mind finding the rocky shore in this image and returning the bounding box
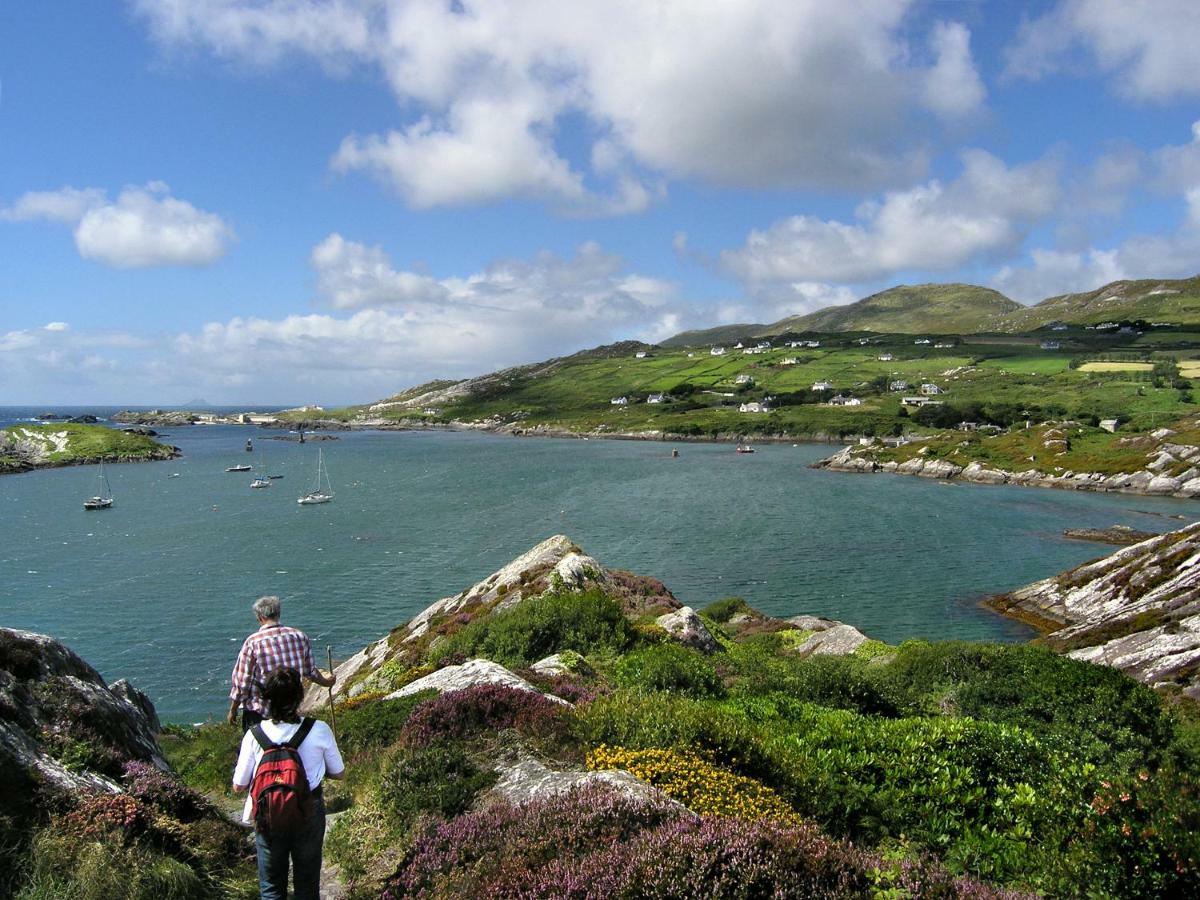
[988,520,1200,699]
[813,432,1200,500]
[0,424,180,475]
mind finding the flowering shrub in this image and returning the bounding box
[123,760,209,823]
[529,671,610,706]
[401,683,568,747]
[587,745,804,826]
[61,792,152,842]
[384,786,1023,899]
[613,643,725,698]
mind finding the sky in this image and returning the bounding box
[2,1,1200,406]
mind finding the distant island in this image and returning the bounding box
[0,423,179,474]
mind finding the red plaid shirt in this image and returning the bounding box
[229,624,319,715]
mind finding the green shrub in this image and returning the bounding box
[336,690,435,756]
[429,588,636,668]
[613,644,725,698]
[699,597,750,623]
[158,723,242,796]
[377,743,496,827]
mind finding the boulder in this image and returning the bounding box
[489,753,682,809]
[109,679,162,734]
[1146,475,1182,495]
[384,658,570,705]
[530,652,592,677]
[793,623,869,657]
[0,628,168,800]
[655,606,720,654]
[784,615,835,632]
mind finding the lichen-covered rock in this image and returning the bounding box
[0,628,167,801]
[793,624,868,657]
[385,658,570,705]
[488,753,680,809]
[530,652,592,677]
[655,606,720,654]
[990,522,1200,695]
[784,615,835,632]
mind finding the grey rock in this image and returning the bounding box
[655,606,720,654]
[794,624,869,657]
[1146,475,1182,495]
[488,754,679,809]
[530,652,593,677]
[784,615,835,632]
[109,679,162,734]
[385,658,570,705]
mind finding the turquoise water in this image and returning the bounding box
[2,418,1196,722]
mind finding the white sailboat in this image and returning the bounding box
[83,460,114,510]
[250,453,271,489]
[297,448,333,505]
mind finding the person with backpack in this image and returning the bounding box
[232,667,345,900]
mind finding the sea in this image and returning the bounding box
[2,406,1196,723]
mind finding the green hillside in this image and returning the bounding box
[1000,275,1200,331]
[659,322,769,349]
[768,283,1021,334]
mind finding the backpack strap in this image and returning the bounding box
[250,724,273,751]
[286,717,316,750]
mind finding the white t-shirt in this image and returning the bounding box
[232,718,345,824]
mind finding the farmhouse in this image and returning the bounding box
[635,351,647,358]
[1039,340,1062,350]
[734,374,754,385]
[780,357,798,365]
[610,397,628,406]
[920,383,943,395]
[812,380,834,392]
[710,346,726,356]
[914,338,931,345]
[828,395,862,407]
[889,380,909,392]
[739,401,769,413]
[901,396,943,408]
[646,393,665,404]
[878,353,894,361]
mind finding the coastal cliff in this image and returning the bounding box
[989,520,1200,698]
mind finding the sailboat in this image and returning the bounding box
[250,453,271,489]
[297,448,333,505]
[83,461,114,510]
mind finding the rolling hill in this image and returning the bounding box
[998,276,1200,331]
[766,283,1021,335]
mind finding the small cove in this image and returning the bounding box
[2,414,1196,722]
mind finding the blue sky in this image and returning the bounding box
[2,0,1200,405]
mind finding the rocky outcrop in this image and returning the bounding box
[655,606,721,653]
[488,753,681,809]
[814,425,1200,500]
[988,522,1200,698]
[794,623,870,657]
[385,658,570,705]
[0,628,167,799]
[1063,525,1158,546]
[302,536,662,711]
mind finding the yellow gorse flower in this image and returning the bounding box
[587,745,804,827]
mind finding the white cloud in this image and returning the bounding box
[722,150,1060,286]
[311,234,447,309]
[1006,0,1200,101]
[922,22,986,118]
[992,188,1200,301]
[1155,120,1200,193]
[0,187,104,223]
[2,182,233,268]
[43,321,69,332]
[715,282,859,326]
[133,1,987,210]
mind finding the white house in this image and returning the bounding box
[734,374,754,385]
[734,342,744,349]
[812,380,834,391]
[920,383,942,395]
[1051,323,1068,331]
[611,396,628,406]
[878,353,894,362]
[1039,340,1062,350]
[739,401,769,413]
[710,346,726,356]
[1099,418,1120,433]
[914,338,931,345]
[807,340,821,348]
[687,352,695,358]
[646,393,665,404]
[934,342,955,349]
[889,379,908,392]
[756,341,771,350]
[635,351,647,358]
[828,395,862,407]
[781,357,798,365]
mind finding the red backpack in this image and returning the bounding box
[249,718,316,835]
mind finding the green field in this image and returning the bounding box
[0,423,178,473]
[323,331,1198,441]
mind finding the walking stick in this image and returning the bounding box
[326,646,337,739]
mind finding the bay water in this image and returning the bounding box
[2,408,1195,722]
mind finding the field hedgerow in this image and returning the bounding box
[587,745,804,826]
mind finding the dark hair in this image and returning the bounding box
[261,667,303,723]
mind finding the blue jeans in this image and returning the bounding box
[255,792,326,900]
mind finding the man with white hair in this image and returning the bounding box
[227,595,336,732]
